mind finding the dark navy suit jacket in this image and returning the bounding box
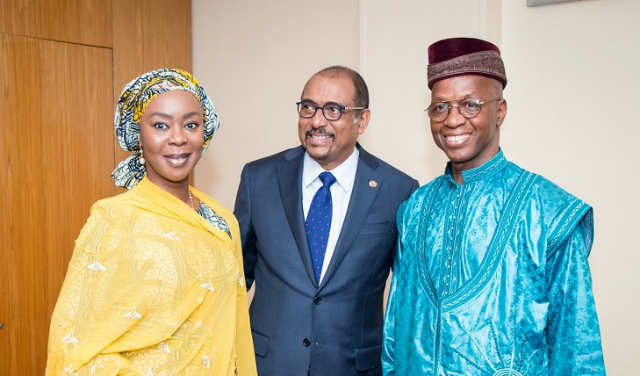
[234,145,418,376]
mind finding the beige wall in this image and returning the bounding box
[500,1,640,373]
[359,0,501,182]
[193,0,639,372]
[192,0,359,208]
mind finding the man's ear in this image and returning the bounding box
[496,99,507,127]
[356,108,371,135]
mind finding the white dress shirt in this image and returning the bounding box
[302,148,359,282]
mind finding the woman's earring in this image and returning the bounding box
[139,150,145,165]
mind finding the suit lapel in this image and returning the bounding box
[277,147,318,287]
[319,147,381,290]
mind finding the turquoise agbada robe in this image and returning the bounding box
[382,151,605,376]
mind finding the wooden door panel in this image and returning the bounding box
[0,33,114,375]
[0,0,113,47]
[112,0,193,167]
[113,0,192,91]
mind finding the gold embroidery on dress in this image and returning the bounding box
[87,261,106,271]
[62,332,78,345]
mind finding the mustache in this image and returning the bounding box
[305,128,334,138]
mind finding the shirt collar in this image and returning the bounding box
[303,148,359,192]
[445,148,507,184]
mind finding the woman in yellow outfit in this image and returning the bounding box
[46,68,257,376]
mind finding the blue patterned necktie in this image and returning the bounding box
[305,171,336,282]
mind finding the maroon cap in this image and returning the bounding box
[427,37,507,89]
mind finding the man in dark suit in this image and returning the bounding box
[234,66,418,376]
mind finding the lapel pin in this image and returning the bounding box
[368,180,378,188]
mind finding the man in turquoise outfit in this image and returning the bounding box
[382,37,606,375]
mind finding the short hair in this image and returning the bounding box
[308,65,369,108]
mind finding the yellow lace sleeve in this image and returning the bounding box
[46,202,150,375]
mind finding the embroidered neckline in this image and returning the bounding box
[416,169,539,312]
[445,149,507,185]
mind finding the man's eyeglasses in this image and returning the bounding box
[296,100,366,121]
[425,98,503,122]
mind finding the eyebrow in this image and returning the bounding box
[146,111,202,120]
[431,93,479,102]
[300,98,344,106]
[181,111,202,120]
[147,112,172,119]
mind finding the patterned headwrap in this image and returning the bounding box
[111,68,219,189]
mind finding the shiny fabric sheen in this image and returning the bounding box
[382,151,605,376]
[46,178,257,375]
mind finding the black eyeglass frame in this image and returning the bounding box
[425,97,503,121]
[296,100,367,121]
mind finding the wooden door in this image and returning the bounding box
[112,0,193,165]
[1,1,191,373]
[0,33,114,375]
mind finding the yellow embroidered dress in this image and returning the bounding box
[46,178,257,376]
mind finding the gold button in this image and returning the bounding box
[368,180,378,188]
